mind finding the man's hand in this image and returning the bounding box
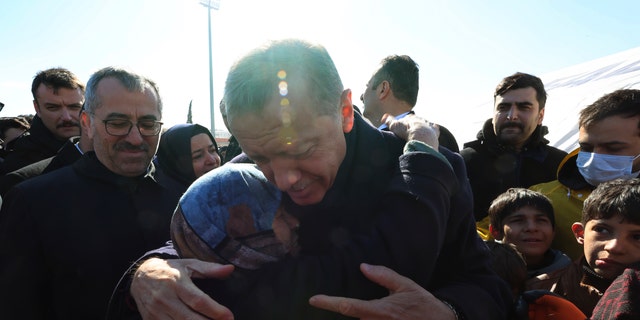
[382,114,440,149]
[309,263,456,320]
[131,258,235,320]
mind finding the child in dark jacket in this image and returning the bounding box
[549,178,640,317]
[488,188,571,291]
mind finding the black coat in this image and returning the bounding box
[461,119,568,221]
[0,136,83,197]
[0,152,181,319]
[0,115,67,174]
[109,112,512,320]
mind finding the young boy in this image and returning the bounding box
[550,178,640,317]
[488,188,572,290]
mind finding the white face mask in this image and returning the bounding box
[576,151,640,186]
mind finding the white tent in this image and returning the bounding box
[462,46,640,153]
[543,46,640,152]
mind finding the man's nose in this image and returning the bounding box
[60,107,73,120]
[125,124,145,144]
[506,106,518,120]
[270,158,301,191]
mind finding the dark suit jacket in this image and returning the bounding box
[108,112,511,320]
[0,115,67,174]
[0,137,83,197]
[0,152,181,319]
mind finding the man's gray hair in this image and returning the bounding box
[84,66,162,116]
[223,39,344,124]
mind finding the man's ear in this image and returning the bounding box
[571,222,585,245]
[81,111,94,139]
[378,81,391,100]
[33,100,40,115]
[537,108,545,125]
[489,224,503,240]
[341,89,354,133]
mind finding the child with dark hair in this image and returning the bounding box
[488,188,571,290]
[550,178,640,317]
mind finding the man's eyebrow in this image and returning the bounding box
[104,112,129,119]
[138,114,159,121]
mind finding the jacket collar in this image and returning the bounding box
[557,148,592,190]
[475,118,551,154]
[12,115,67,153]
[73,151,157,194]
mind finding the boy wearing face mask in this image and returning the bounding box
[530,89,640,260]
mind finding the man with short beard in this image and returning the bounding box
[460,72,567,238]
[0,68,84,174]
[0,67,181,320]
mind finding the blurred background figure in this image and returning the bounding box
[154,123,221,195]
[0,115,31,158]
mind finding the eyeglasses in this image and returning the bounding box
[102,119,163,137]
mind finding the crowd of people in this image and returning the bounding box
[0,38,639,320]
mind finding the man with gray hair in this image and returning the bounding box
[0,67,180,319]
[113,39,511,320]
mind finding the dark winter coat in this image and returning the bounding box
[0,152,181,319]
[461,119,567,221]
[0,115,68,174]
[108,112,512,320]
[0,136,83,196]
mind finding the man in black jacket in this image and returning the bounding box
[0,68,85,174]
[0,67,180,320]
[460,72,567,238]
[0,120,93,197]
[113,39,511,320]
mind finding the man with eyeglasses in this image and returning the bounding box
[0,67,181,320]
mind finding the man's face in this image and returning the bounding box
[361,77,384,127]
[579,114,640,172]
[82,77,161,177]
[492,87,544,149]
[500,206,554,267]
[574,216,640,279]
[230,82,353,206]
[33,84,83,140]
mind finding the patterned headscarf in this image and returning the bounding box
[170,163,298,270]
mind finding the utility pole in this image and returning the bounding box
[199,0,220,135]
